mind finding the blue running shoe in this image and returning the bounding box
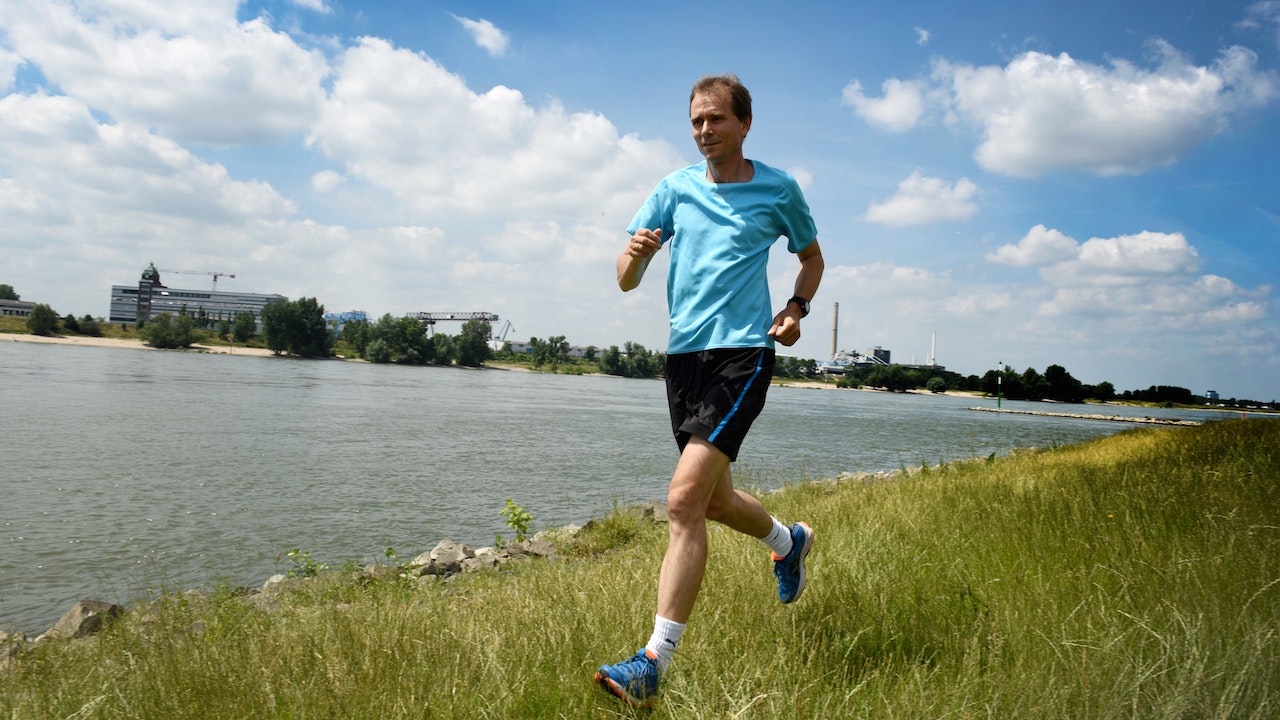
[772,522,814,604]
[595,648,660,707]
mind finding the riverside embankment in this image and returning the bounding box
[0,337,1232,636]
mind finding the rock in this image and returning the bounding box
[429,538,475,564]
[411,538,474,576]
[1,629,28,664]
[45,600,124,639]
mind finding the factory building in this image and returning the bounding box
[109,264,286,326]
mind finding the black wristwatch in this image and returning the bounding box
[787,295,810,318]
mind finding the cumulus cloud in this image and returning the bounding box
[853,41,1278,176]
[990,226,1201,281]
[914,27,931,46]
[307,37,681,218]
[453,15,511,57]
[864,170,978,226]
[0,1,328,144]
[0,93,296,224]
[985,225,1271,334]
[986,224,1079,267]
[841,78,926,132]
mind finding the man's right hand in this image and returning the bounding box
[618,228,662,291]
[627,228,663,258]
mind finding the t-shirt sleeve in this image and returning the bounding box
[780,176,818,254]
[627,179,675,243]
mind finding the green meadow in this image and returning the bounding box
[2,419,1276,719]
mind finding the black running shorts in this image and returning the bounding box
[665,347,775,462]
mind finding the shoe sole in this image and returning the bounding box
[785,522,814,604]
[595,671,655,708]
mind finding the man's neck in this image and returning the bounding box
[706,158,753,184]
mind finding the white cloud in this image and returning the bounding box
[307,37,681,220]
[841,78,926,132]
[0,93,295,224]
[291,0,329,12]
[983,225,1270,339]
[1,0,328,144]
[858,42,1278,176]
[914,27,931,46]
[0,46,20,89]
[452,15,510,58]
[986,224,1079,267]
[864,170,978,226]
[1047,230,1202,286]
[311,170,344,193]
[1239,1,1280,49]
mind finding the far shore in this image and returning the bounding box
[1,331,276,357]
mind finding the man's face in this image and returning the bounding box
[690,87,750,165]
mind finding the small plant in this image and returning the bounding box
[499,498,532,544]
[284,547,327,578]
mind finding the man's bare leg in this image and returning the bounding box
[656,437,773,623]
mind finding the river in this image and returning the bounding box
[0,340,1228,634]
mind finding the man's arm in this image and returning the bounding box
[768,239,824,346]
[617,228,663,291]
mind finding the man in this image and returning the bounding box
[595,74,825,707]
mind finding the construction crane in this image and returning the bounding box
[159,269,236,291]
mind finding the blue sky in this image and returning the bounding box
[2,0,1277,399]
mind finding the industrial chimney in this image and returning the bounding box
[831,302,839,361]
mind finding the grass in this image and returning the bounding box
[2,419,1277,718]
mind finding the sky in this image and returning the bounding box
[2,1,1278,400]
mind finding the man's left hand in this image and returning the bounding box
[767,310,801,346]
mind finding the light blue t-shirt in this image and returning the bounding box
[627,160,818,355]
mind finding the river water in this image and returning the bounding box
[0,340,1228,634]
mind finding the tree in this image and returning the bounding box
[261,298,332,358]
[455,319,492,367]
[232,312,257,343]
[260,300,295,355]
[599,345,623,375]
[291,297,332,358]
[79,315,102,337]
[1089,381,1116,402]
[361,314,434,364]
[1021,367,1049,400]
[141,313,197,348]
[1044,364,1085,403]
[26,304,59,336]
[0,284,18,300]
[339,318,370,356]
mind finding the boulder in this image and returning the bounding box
[45,600,124,639]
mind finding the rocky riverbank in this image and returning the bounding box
[967,406,1202,426]
[0,503,673,669]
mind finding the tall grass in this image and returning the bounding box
[3,419,1277,718]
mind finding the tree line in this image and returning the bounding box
[4,282,1271,407]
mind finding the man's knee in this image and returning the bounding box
[666,485,709,526]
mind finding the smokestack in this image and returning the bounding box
[930,331,936,366]
[831,302,839,361]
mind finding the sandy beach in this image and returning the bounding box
[0,332,277,357]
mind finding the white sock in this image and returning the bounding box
[762,517,793,558]
[645,614,685,672]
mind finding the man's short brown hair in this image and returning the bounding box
[690,74,752,122]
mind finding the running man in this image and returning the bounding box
[595,73,825,707]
